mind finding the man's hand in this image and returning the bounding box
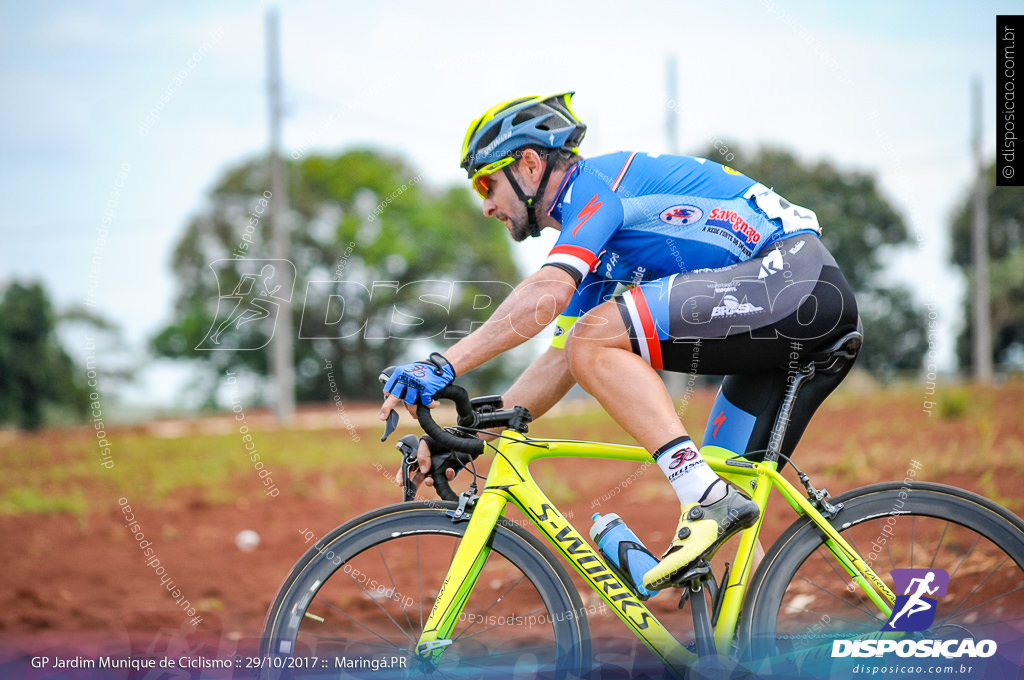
[380,353,455,421]
[393,436,457,491]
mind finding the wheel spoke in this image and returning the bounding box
[910,515,915,568]
[815,543,875,616]
[298,630,408,652]
[946,532,983,584]
[454,574,529,642]
[456,605,548,642]
[779,598,878,630]
[790,567,877,620]
[936,558,1014,624]
[337,559,417,645]
[375,543,417,638]
[307,597,406,651]
[929,521,950,570]
[747,486,1024,675]
[264,508,586,677]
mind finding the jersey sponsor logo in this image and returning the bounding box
[708,282,737,293]
[701,225,753,255]
[757,249,784,279]
[573,193,603,237]
[722,165,743,175]
[629,266,647,286]
[660,204,704,226]
[707,208,760,245]
[788,239,806,255]
[603,251,619,277]
[710,294,764,319]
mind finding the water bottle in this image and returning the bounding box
[590,512,660,600]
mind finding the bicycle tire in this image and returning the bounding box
[260,501,591,679]
[740,482,1024,673]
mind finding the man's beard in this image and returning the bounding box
[507,209,534,242]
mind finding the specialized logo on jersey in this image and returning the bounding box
[707,208,760,245]
[757,249,784,279]
[572,193,603,237]
[710,294,764,319]
[660,204,703,226]
[884,569,949,632]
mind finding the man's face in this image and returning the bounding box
[481,164,533,242]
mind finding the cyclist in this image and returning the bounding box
[380,93,860,590]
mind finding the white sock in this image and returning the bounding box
[653,436,721,506]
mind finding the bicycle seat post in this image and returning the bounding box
[764,366,814,464]
[764,330,863,464]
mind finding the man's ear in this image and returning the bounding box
[518,148,545,179]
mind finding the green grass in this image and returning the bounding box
[2,381,1022,517]
[0,486,86,516]
[0,427,376,518]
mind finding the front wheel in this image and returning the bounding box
[261,501,591,679]
[740,482,1024,674]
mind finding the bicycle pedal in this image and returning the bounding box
[670,559,713,588]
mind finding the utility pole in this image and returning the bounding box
[663,55,685,397]
[971,77,993,383]
[267,7,295,423]
[666,55,679,155]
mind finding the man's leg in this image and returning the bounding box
[565,295,758,588]
[563,298,685,452]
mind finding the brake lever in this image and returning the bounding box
[381,409,400,442]
[379,366,400,442]
[395,434,420,502]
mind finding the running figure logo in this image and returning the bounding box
[200,259,296,350]
[883,568,949,632]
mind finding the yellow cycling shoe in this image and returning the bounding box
[643,484,760,590]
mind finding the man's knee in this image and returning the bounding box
[564,305,632,375]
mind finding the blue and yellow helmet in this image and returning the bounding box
[460,92,586,199]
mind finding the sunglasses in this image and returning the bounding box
[470,157,517,199]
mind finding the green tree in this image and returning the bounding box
[950,161,1024,370]
[0,281,89,429]
[697,144,927,374]
[152,149,523,405]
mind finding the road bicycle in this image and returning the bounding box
[260,331,1024,678]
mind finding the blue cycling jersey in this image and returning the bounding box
[543,152,822,345]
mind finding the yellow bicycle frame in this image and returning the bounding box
[415,432,897,676]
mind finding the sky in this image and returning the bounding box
[0,1,1012,412]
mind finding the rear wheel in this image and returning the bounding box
[741,482,1024,675]
[261,501,591,679]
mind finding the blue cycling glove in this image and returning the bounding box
[383,353,456,406]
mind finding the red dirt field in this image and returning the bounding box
[2,381,1023,678]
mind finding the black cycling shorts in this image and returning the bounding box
[614,235,860,458]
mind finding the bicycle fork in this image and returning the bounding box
[414,491,507,667]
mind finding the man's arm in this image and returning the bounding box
[400,344,576,488]
[444,265,577,376]
[380,264,577,420]
[501,344,576,419]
